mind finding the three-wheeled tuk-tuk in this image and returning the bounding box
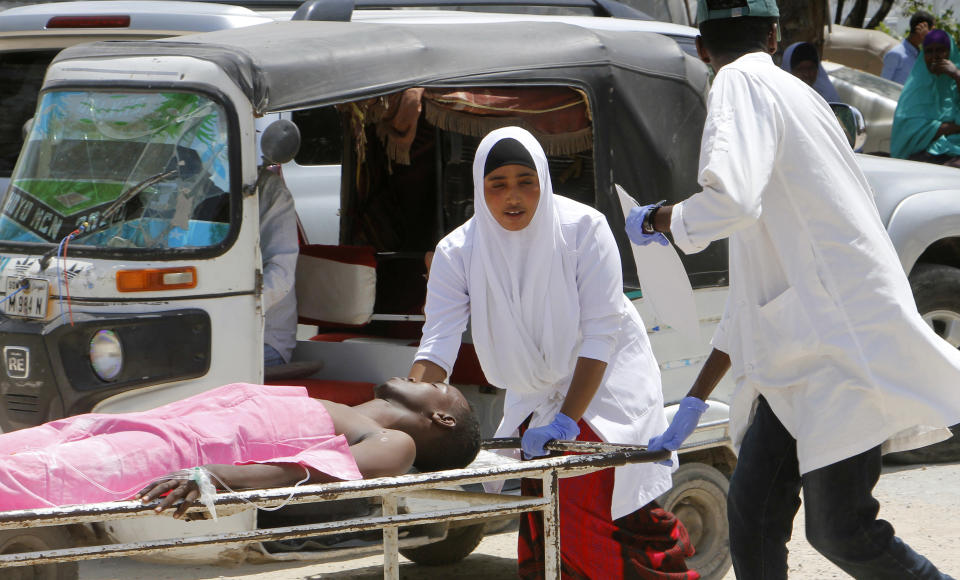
[0,19,734,578]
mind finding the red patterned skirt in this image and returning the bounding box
[518,420,700,580]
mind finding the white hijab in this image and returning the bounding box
[469,127,581,395]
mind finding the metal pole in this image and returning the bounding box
[542,470,561,580]
[382,494,399,580]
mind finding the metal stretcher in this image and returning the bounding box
[0,439,669,579]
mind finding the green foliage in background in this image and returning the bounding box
[876,20,895,36]
[903,0,960,43]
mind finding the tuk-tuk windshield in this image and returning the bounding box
[0,90,232,251]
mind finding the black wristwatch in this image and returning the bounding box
[642,200,666,234]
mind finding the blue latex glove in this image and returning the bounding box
[521,412,580,458]
[625,204,670,247]
[648,396,709,465]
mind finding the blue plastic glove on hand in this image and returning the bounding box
[625,204,670,247]
[521,412,580,458]
[647,396,709,465]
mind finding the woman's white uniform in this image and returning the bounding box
[415,127,672,519]
[671,52,960,474]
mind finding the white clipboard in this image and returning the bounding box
[616,184,700,342]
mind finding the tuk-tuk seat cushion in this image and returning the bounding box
[296,245,377,327]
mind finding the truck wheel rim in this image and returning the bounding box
[923,309,960,348]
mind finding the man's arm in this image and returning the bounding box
[139,430,417,518]
[645,348,730,458]
[632,69,779,255]
[687,348,730,401]
[137,463,324,518]
[880,49,900,81]
[652,204,674,234]
[259,173,298,312]
[346,428,417,478]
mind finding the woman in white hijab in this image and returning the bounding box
[409,127,697,579]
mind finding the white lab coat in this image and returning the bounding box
[417,194,673,519]
[671,52,960,474]
[259,172,299,363]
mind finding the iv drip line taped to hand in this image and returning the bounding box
[192,466,218,521]
[139,464,312,518]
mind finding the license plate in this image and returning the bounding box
[3,277,49,319]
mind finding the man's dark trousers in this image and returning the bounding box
[727,396,952,579]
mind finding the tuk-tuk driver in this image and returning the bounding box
[259,170,299,367]
[626,1,960,578]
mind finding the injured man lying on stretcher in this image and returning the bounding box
[0,379,481,516]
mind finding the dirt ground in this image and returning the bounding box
[77,461,960,579]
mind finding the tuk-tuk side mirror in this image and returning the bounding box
[830,103,867,152]
[248,119,301,197]
[260,119,301,166]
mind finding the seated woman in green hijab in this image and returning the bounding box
[891,29,960,166]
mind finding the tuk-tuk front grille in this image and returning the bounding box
[6,393,40,413]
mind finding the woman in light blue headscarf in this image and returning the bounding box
[891,29,960,165]
[781,41,842,103]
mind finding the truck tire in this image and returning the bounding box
[399,522,486,566]
[0,527,79,580]
[657,462,731,580]
[911,263,960,350]
[886,263,960,464]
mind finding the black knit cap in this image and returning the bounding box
[483,137,537,177]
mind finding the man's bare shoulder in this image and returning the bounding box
[319,400,378,441]
[316,400,416,477]
[350,427,417,478]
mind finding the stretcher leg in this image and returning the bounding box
[543,470,561,579]
[382,494,400,579]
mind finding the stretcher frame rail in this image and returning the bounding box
[0,439,671,580]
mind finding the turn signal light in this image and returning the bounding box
[116,267,197,292]
[46,15,131,28]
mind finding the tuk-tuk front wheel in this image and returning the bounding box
[0,527,79,579]
[656,462,731,580]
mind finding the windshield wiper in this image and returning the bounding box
[101,169,179,222]
[37,169,178,271]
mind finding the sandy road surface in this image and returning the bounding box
[78,461,960,579]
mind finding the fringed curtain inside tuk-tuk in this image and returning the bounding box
[338,85,595,254]
[341,86,592,167]
[422,87,592,158]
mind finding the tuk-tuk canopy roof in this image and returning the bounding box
[53,20,713,287]
[53,20,700,114]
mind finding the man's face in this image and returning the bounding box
[925,42,951,73]
[914,21,932,41]
[483,164,541,231]
[375,377,468,415]
[791,60,818,87]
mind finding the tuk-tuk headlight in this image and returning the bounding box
[90,329,123,381]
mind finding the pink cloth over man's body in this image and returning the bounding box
[0,383,362,511]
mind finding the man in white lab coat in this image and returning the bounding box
[625,1,960,578]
